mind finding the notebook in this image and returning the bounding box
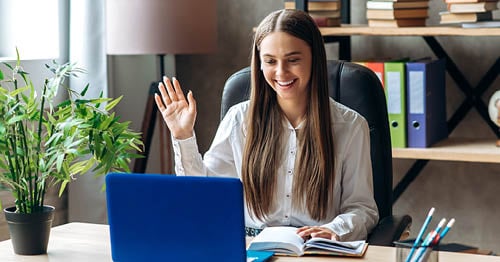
[105,173,247,262]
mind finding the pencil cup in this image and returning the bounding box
[395,241,438,262]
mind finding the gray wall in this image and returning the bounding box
[109,0,500,253]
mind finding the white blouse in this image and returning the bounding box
[172,98,379,241]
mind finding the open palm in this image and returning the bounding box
[154,77,197,140]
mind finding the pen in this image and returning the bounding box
[438,218,455,240]
[433,218,447,236]
[405,207,435,262]
[412,218,446,262]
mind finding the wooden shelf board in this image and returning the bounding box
[392,138,500,163]
[320,25,500,37]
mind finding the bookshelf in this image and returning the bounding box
[293,0,500,203]
[317,25,500,201]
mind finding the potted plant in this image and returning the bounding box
[0,50,143,255]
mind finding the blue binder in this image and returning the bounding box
[406,58,447,148]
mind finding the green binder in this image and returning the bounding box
[384,61,407,148]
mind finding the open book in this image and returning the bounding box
[247,226,368,257]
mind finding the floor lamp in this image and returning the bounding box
[106,0,217,173]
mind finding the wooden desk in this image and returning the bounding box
[0,223,498,261]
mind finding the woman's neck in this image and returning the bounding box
[279,99,307,128]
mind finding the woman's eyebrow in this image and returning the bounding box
[261,51,302,57]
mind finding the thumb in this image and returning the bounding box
[187,90,197,115]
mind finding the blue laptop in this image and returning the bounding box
[105,173,247,262]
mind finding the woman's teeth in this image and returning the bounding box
[277,80,294,86]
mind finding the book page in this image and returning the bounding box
[304,238,367,255]
[247,226,305,256]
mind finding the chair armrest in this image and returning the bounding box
[367,215,412,246]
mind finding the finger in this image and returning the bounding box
[297,227,316,238]
[158,81,171,106]
[154,93,165,111]
[172,77,186,102]
[296,226,310,234]
[310,231,330,239]
[164,76,178,102]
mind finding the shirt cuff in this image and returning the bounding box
[171,134,198,175]
[322,217,352,241]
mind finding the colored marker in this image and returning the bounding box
[433,218,447,235]
[412,218,446,262]
[405,207,435,262]
[438,218,455,241]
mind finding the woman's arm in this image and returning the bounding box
[322,117,379,241]
[172,107,242,178]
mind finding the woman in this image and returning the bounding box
[154,9,378,241]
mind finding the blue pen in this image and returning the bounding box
[412,218,446,262]
[433,218,447,236]
[438,218,455,241]
[405,207,435,262]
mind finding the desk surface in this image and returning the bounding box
[0,222,498,262]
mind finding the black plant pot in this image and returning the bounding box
[3,205,55,255]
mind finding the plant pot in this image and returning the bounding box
[3,205,55,255]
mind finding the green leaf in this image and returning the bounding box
[15,47,20,67]
[80,84,89,96]
[3,62,14,70]
[59,180,68,197]
[105,96,123,111]
[56,153,65,172]
[10,85,29,96]
[0,69,4,80]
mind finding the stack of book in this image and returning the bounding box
[366,0,430,27]
[284,0,341,27]
[439,0,499,24]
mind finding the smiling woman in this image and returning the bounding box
[0,0,60,60]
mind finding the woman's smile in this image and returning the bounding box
[276,79,296,88]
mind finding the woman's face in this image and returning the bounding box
[259,31,312,108]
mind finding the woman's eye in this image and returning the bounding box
[289,58,300,63]
[264,60,275,65]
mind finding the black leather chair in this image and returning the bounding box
[220,60,412,246]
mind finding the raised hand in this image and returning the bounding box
[154,77,197,140]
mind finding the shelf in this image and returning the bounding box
[320,25,500,37]
[393,138,500,163]
[316,21,500,202]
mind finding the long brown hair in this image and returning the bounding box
[242,9,335,221]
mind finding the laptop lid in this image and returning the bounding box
[105,173,246,262]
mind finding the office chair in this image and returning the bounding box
[220,60,412,246]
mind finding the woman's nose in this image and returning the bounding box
[276,62,288,75]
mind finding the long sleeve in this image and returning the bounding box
[321,101,379,241]
[171,102,248,178]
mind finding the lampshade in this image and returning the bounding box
[106,0,217,55]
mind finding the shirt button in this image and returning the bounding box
[285,215,289,219]
[287,170,292,175]
[286,194,290,198]
[290,150,295,155]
